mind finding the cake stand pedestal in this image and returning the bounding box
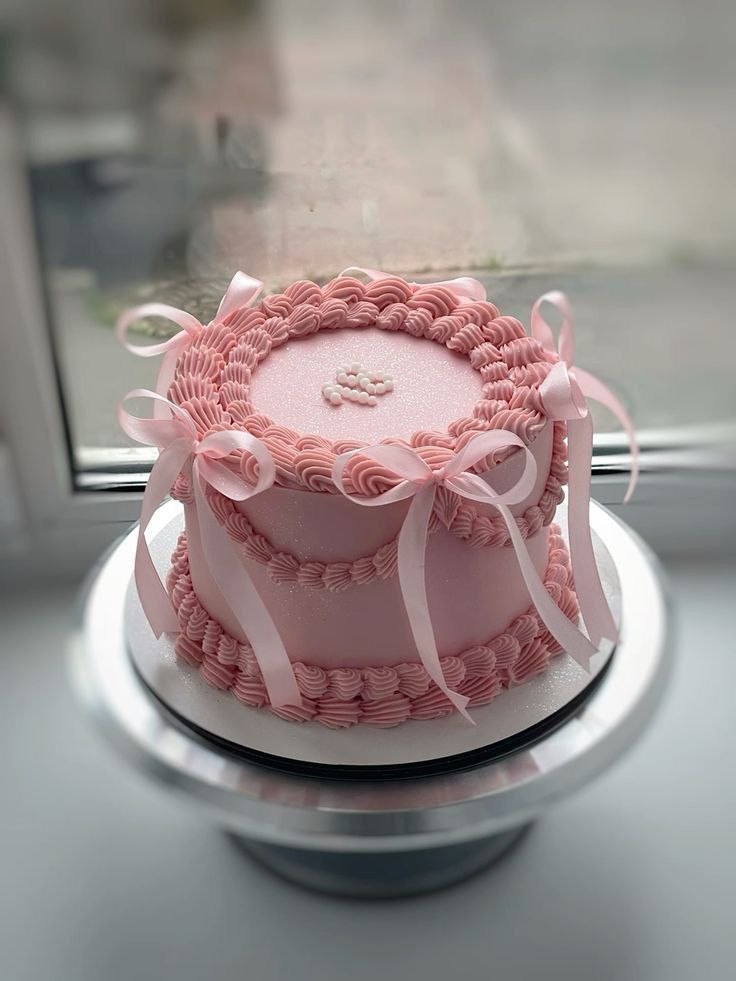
[70,502,671,898]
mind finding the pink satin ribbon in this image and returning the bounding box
[531,291,639,503]
[116,272,264,412]
[333,431,598,723]
[117,389,301,709]
[532,292,640,647]
[340,266,487,304]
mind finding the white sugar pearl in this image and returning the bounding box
[338,363,350,374]
[359,376,371,391]
[329,392,343,405]
[367,371,378,383]
[349,389,360,402]
[350,362,362,374]
[385,379,394,392]
[346,376,358,389]
[367,395,378,406]
[358,391,370,404]
[374,382,386,395]
[337,371,349,385]
[323,384,334,395]
[384,374,392,383]
[366,383,376,395]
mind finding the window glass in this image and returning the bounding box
[6,0,735,475]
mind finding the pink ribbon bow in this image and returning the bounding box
[532,292,639,647]
[118,389,301,709]
[117,272,264,410]
[333,431,598,723]
[340,266,487,304]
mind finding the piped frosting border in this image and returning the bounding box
[166,525,579,728]
[165,275,560,497]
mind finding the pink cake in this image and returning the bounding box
[119,269,632,728]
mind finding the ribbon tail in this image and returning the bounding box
[193,477,302,709]
[338,267,485,304]
[567,416,618,645]
[496,503,597,672]
[216,271,264,321]
[339,265,388,282]
[573,366,639,503]
[398,486,473,723]
[134,443,190,636]
[429,277,487,302]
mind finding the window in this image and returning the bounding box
[1,1,734,557]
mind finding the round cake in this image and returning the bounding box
[119,269,627,728]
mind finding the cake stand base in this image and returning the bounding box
[233,826,531,898]
[70,501,672,899]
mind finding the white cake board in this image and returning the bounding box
[125,501,619,768]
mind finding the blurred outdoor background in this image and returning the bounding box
[0,0,734,481]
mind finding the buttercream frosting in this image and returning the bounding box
[167,526,578,727]
[121,270,612,727]
[159,275,558,495]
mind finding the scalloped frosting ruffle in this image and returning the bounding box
[164,275,560,496]
[165,526,579,728]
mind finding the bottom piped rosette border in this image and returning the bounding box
[164,525,579,729]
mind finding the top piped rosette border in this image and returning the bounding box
[160,274,560,497]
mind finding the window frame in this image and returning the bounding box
[0,107,141,534]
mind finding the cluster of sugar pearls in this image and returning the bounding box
[322,363,394,407]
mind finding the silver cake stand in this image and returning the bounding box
[70,501,671,898]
